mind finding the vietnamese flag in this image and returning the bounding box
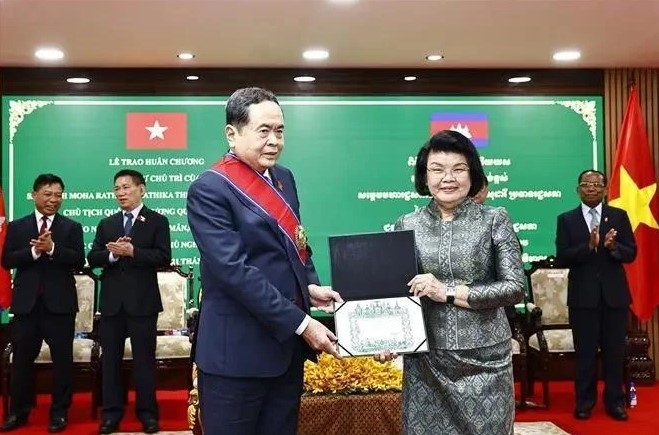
[0,188,12,310]
[608,85,659,321]
[126,112,187,149]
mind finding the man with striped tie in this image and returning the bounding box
[88,169,171,434]
[556,169,636,422]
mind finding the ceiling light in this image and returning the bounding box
[425,54,443,61]
[553,50,581,61]
[34,47,64,61]
[302,49,329,61]
[186,75,199,81]
[404,76,417,82]
[177,52,195,60]
[508,76,531,84]
[66,77,90,84]
[294,76,316,83]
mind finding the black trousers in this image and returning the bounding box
[569,304,627,410]
[100,311,158,423]
[10,296,75,419]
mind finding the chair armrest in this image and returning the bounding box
[526,303,543,332]
[187,308,199,344]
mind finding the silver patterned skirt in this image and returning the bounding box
[402,340,514,435]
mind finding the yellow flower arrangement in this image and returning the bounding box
[303,353,402,395]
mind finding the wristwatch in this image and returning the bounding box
[446,284,456,305]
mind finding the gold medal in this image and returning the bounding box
[294,225,308,250]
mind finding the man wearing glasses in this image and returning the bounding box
[555,169,636,422]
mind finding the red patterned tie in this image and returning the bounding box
[37,216,48,295]
[39,215,48,235]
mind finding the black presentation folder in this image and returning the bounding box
[328,230,419,301]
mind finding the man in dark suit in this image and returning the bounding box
[0,173,84,433]
[87,169,171,434]
[556,169,636,422]
[187,87,342,435]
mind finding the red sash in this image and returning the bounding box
[212,154,309,263]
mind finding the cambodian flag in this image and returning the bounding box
[430,112,489,148]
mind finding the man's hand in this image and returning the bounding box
[30,230,53,254]
[106,236,134,257]
[301,318,341,359]
[308,284,343,313]
[589,226,600,251]
[604,228,618,251]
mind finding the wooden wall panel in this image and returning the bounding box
[604,68,659,380]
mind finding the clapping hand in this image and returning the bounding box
[589,226,600,251]
[106,236,134,257]
[604,228,617,251]
[30,230,53,254]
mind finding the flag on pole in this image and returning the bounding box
[608,85,659,321]
[0,188,12,310]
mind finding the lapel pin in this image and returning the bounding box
[277,180,283,191]
[604,216,608,223]
[137,215,146,222]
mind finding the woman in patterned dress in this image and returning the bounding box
[376,130,525,435]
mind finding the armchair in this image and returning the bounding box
[2,268,100,419]
[525,257,572,408]
[120,265,195,390]
[507,304,528,409]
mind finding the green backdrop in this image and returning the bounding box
[2,95,604,318]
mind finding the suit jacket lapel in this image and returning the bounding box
[229,186,286,245]
[113,211,125,238]
[270,167,300,218]
[132,207,148,233]
[570,206,590,238]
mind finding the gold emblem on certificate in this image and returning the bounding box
[295,225,308,250]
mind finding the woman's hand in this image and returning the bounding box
[373,349,398,363]
[408,273,446,303]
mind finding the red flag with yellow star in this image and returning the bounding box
[608,85,659,321]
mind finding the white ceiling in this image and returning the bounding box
[1,0,659,69]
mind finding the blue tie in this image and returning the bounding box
[124,212,133,236]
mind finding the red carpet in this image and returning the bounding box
[516,381,658,435]
[5,382,658,434]
[6,390,189,435]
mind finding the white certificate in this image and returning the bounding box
[333,296,428,357]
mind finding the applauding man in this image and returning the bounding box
[1,174,84,433]
[88,169,171,434]
[556,169,636,422]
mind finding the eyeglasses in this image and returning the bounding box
[578,182,606,189]
[427,165,469,179]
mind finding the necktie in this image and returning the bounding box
[37,216,49,294]
[588,208,600,231]
[39,216,48,235]
[124,212,134,236]
[264,173,273,185]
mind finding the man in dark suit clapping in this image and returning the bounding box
[0,173,84,433]
[556,169,636,422]
[88,169,171,434]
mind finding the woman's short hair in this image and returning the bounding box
[414,130,485,197]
